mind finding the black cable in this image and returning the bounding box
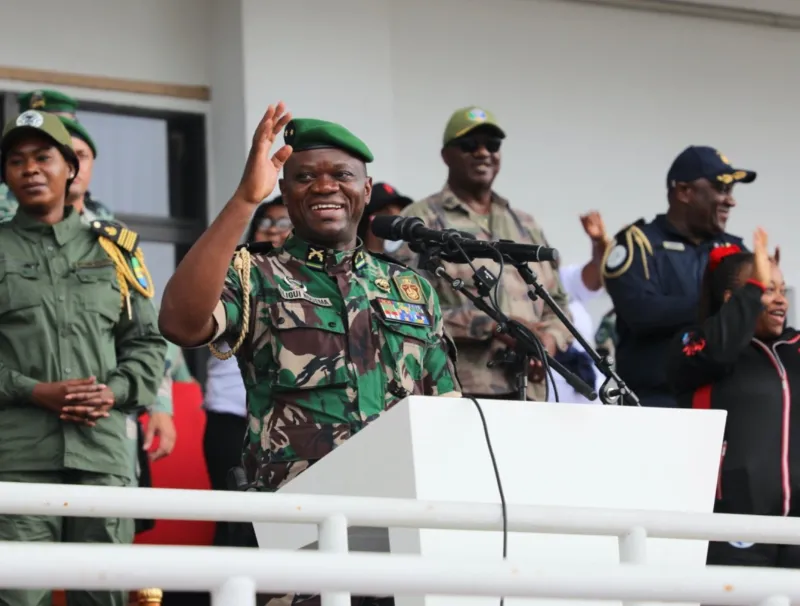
[467,394,507,606]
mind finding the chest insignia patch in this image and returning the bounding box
[377,298,430,326]
[393,274,425,303]
[662,241,686,251]
[279,288,333,307]
[374,278,391,292]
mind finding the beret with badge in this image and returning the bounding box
[0,110,80,182]
[283,118,373,163]
[17,89,98,158]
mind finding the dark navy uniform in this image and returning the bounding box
[603,144,757,408]
[603,215,744,407]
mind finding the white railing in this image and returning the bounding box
[1,482,800,606]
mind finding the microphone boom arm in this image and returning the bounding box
[417,244,598,402]
[508,257,640,407]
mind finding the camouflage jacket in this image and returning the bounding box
[0,188,114,225]
[152,342,194,415]
[397,186,573,401]
[209,235,461,490]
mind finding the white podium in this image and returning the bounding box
[255,397,726,606]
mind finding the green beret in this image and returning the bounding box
[60,117,98,158]
[1,111,79,176]
[283,118,373,163]
[443,106,505,147]
[17,89,78,118]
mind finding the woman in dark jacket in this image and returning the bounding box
[667,228,799,568]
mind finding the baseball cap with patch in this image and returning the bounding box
[443,106,506,147]
[667,146,756,188]
[1,110,79,179]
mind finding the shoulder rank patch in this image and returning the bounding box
[393,274,426,303]
[90,220,139,253]
[376,298,430,327]
[602,221,653,281]
[305,246,326,270]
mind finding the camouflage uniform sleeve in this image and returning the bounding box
[0,185,18,224]
[399,202,496,343]
[107,291,168,413]
[210,260,248,346]
[421,277,462,397]
[148,341,178,415]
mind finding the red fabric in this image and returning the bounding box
[708,245,742,271]
[692,384,713,409]
[134,381,215,547]
[746,279,766,292]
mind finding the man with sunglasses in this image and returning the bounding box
[399,107,573,402]
[602,146,752,408]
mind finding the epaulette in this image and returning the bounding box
[90,220,155,315]
[602,217,653,282]
[369,250,412,268]
[369,250,432,281]
[90,219,140,253]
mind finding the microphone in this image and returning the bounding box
[371,215,559,264]
[371,215,475,244]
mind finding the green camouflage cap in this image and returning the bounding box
[17,89,78,118]
[60,117,98,158]
[283,118,373,163]
[1,110,79,176]
[443,106,506,147]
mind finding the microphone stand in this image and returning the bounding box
[508,258,640,407]
[417,243,596,402]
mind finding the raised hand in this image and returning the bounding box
[234,102,294,205]
[580,211,607,243]
[753,227,771,287]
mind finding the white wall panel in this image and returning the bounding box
[0,0,211,86]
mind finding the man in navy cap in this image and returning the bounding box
[602,145,752,408]
[357,181,413,255]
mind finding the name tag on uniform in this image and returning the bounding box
[662,241,686,251]
[376,298,430,327]
[279,288,332,307]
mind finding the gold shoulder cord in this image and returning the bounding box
[208,247,252,360]
[601,226,654,284]
[98,237,155,318]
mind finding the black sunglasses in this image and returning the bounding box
[451,137,502,154]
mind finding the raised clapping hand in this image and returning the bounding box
[752,227,772,287]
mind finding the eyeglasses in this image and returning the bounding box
[259,217,293,231]
[452,137,502,154]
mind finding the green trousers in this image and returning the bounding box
[0,470,134,606]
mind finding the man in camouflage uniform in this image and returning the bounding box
[160,104,460,606]
[398,107,573,401]
[0,90,114,223]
